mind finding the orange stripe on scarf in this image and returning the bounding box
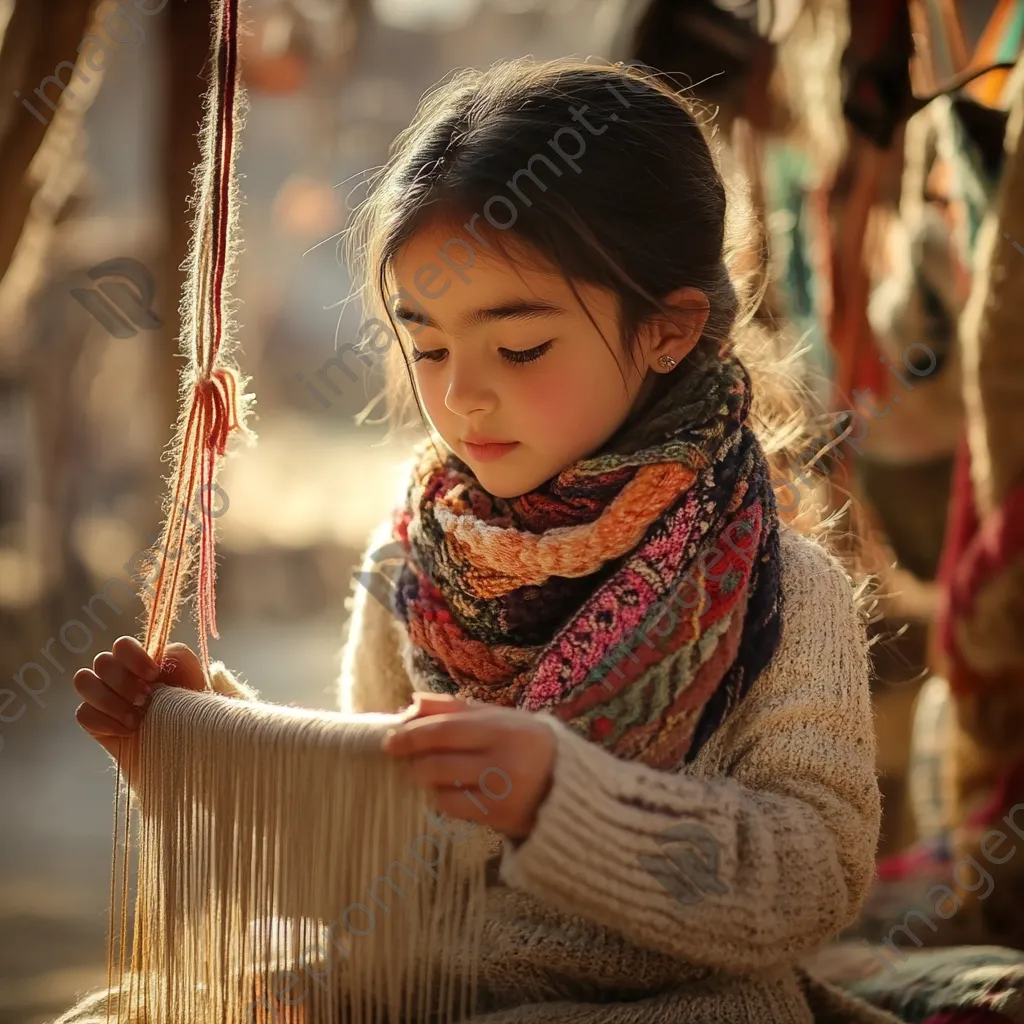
[433,462,695,599]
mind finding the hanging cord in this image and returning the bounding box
[109,2,255,1020]
[138,0,255,677]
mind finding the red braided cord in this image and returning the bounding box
[137,0,254,678]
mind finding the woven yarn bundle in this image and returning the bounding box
[56,1,489,1020]
[61,688,489,1024]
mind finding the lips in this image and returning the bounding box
[463,433,513,445]
[462,439,520,462]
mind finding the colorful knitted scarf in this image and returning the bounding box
[390,348,784,770]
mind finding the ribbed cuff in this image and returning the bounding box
[497,712,745,937]
[498,713,698,915]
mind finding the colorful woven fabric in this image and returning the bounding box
[390,346,783,770]
[936,436,1024,697]
[842,671,1024,953]
[805,942,1024,1023]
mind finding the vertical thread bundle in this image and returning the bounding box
[79,688,487,1023]
[104,2,256,1017]
[43,0,489,1020]
[135,0,255,678]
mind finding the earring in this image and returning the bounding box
[658,355,677,370]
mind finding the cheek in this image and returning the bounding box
[513,372,571,430]
[546,351,629,415]
[514,362,630,445]
[413,369,449,420]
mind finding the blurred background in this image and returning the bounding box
[1,0,1023,1020]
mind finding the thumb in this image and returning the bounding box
[403,692,488,720]
[158,643,207,692]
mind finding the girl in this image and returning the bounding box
[74,58,899,1024]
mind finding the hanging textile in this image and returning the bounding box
[847,59,1024,955]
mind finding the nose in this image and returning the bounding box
[444,355,497,418]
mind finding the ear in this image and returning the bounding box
[646,286,710,371]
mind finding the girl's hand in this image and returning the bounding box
[74,638,206,762]
[382,693,556,841]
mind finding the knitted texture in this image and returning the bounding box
[63,531,892,1024]
[330,525,896,1024]
[391,348,783,770]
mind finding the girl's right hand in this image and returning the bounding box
[73,638,207,761]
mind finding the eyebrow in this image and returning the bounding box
[393,297,567,333]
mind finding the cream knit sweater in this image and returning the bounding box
[210,523,903,1024]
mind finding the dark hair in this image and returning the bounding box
[344,57,815,514]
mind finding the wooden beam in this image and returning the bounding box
[0,0,98,287]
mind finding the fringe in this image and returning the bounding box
[58,688,488,1024]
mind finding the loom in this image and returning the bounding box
[59,2,489,1021]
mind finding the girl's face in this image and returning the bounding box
[393,220,667,498]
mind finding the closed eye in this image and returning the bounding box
[500,340,553,365]
[409,347,446,364]
[409,340,554,366]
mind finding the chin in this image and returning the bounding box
[471,470,530,499]
[471,463,559,499]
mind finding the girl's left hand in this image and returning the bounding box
[382,693,556,840]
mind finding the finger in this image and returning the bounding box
[429,786,493,826]
[110,636,162,683]
[384,713,496,757]
[406,693,488,719]
[89,654,152,708]
[73,669,141,728]
[159,643,207,691]
[76,700,136,738]
[402,753,494,790]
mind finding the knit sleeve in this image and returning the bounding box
[336,518,417,715]
[498,529,882,974]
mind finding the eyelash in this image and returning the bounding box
[410,340,554,366]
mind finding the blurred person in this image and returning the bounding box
[71,58,899,1024]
